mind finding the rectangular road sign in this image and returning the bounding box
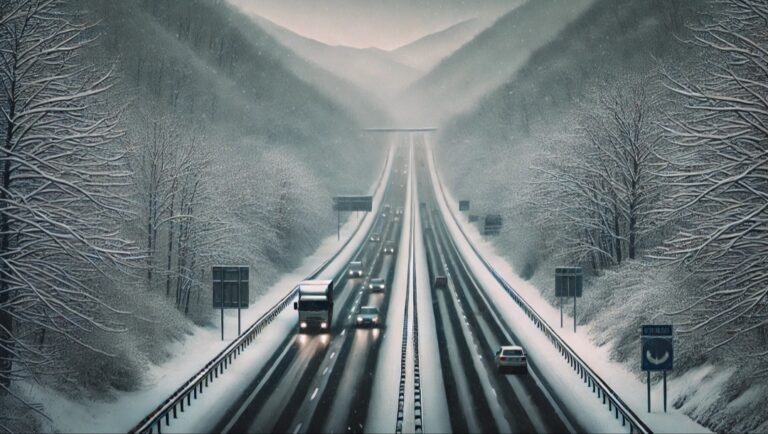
[212,266,249,308]
[333,195,373,212]
[641,324,673,371]
[555,266,583,297]
[642,325,673,336]
[468,214,479,222]
[483,214,503,235]
[459,200,470,211]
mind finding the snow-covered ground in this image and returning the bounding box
[412,161,451,433]
[425,138,710,434]
[366,145,413,434]
[25,145,396,433]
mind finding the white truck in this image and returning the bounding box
[294,280,333,333]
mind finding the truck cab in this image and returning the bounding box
[294,280,333,333]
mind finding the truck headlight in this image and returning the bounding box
[373,317,378,323]
[320,322,327,329]
[357,316,363,322]
[369,284,374,289]
[300,322,307,329]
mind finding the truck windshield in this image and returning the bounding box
[299,300,329,311]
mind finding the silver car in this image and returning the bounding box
[356,306,380,327]
[368,277,386,292]
[496,345,528,373]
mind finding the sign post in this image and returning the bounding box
[555,267,583,332]
[212,266,250,340]
[641,324,673,413]
[333,195,373,241]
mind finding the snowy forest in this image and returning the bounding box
[1,0,767,432]
[0,0,382,430]
[439,0,768,430]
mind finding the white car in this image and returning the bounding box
[356,306,380,327]
[496,345,528,373]
[368,277,386,292]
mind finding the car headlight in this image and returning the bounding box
[357,316,363,322]
[300,322,307,329]
[372,317,378,323]
[320,322,327,329]
[369,284,374,289]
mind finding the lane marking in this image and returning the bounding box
[331,351,336,359]
[293,423,302,434]
[311,387,319,401]
[323,367,329,376]
[341,329,346,336]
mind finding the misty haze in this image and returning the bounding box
[0,1,766,433]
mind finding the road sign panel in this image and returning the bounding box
[642,325,673,336]
[459,200,470,211]
[555,266,583,297]
[483,214,503,235]
[641,324,673,371]
[333,195,373,212]
[468,214,479,222]
[212,266,249,308]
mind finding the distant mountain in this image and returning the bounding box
[434,0,705,278]
[251,15,420,106]
[401,0,595,125]
[389,18,490,72]
[82,0,385,190]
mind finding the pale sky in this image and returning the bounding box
[226,0,519,50]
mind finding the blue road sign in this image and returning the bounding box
[641,325,673,371]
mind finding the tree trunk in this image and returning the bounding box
[0,72,16,388]
[613,203,622,264]
[166,191,175,298]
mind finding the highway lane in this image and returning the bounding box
[218,145,409,434]
[415,137,573,434]
[213,135,575,434]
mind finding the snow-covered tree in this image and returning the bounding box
[658,0,768,354]
[533,76,663,270]
[126,115,181,289]
[0,0,137,393]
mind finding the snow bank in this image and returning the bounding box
[425,139,710,434]
[366,145,413,434]
[412,176,451,433]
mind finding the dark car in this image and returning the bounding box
[434,275,448,289]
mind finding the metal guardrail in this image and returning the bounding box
[395,164,423,434]
[131,148,394,434]
[429,147,652,434]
